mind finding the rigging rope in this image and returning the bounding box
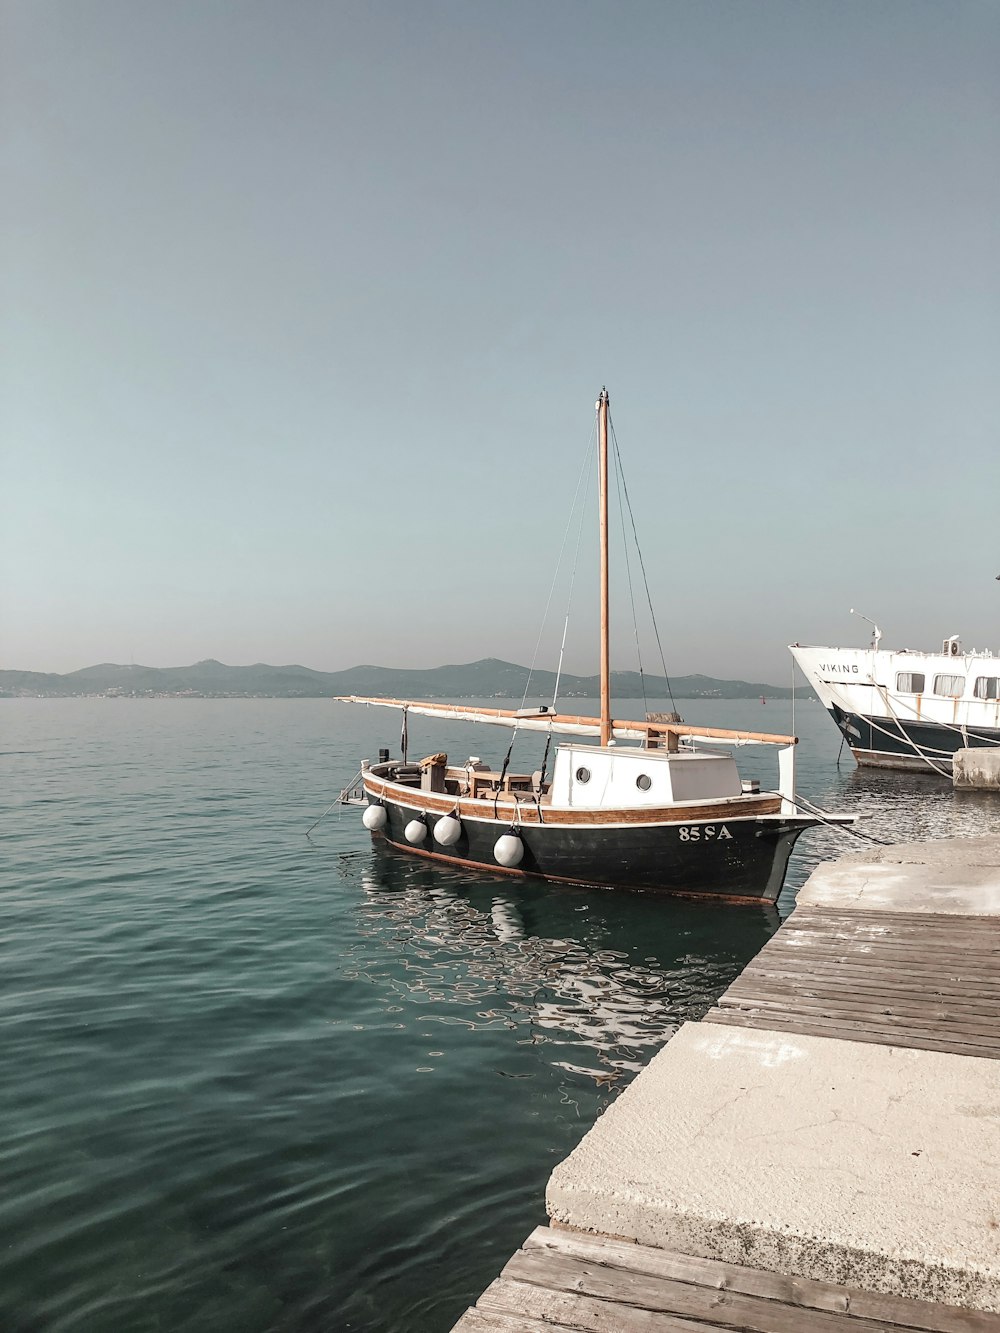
[821,677,999,778]
[759,788,891,844]
[824,674,1000,754]
[876,683,1000,747]
[502,417,598,783]
[520,425,597,710]
[612,421,648,722]
[609,416,678,715]
[552,435,597,712]
[492,725,520,820]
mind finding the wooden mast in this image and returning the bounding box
[598,388,611,745]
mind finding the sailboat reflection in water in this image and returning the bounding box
[347,858,777,1082]
[338,390,852,904]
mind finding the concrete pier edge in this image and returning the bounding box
[545,836,1000,1314]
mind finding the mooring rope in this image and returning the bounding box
[821,678,978,778]
[760,788,890,844]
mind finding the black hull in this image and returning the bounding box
[829,705,1000,774]
[368,795,813,904]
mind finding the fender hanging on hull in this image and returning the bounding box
[367,794,812,904]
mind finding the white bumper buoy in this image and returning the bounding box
[363,803,387,831]
[493,833,524,867]
[433,814,462,846]
[404,818,428,844]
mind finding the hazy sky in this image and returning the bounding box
[4,0,998,683]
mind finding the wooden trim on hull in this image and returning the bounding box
[373,833,784,905]
[361,776,782,826]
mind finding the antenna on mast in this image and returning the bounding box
[850,608,882,648]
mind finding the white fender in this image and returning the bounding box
[433,814,462,846]
[404,819,428,844]
[493,833,524,867]
[362,803,387,831]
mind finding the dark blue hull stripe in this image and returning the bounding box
[829,705,1000,766]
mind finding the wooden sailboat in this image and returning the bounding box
[338,390,850,903]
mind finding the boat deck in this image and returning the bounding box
[374,760,547,801]
[453,1224,997,1332]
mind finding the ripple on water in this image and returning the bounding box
[3,698,1000,1331]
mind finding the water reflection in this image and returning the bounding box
[341,849,778,1089]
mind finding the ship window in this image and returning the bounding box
[974,676,1000,700]
[636,774,652,791]
[575,766,591,783]
[896,672,925,693]
[933,674,965,697]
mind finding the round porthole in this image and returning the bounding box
[636,774,652,791]
[575,766,591,783]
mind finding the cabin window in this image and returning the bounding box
[575,766,591,784]
[933,674,965,697]
[974,676,1000,700]
[635,774,652,791]
[896,672,924,693]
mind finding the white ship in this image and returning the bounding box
[791,628,1000,774]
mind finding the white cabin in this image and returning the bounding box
[548,743,743,809]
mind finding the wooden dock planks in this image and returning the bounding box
[703,907,1000,1059]
[451,874,1000,1331]
[451,1226,1000,1332]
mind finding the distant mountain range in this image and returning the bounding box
[0,658,805,700]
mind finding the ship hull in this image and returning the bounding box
[828,703,1000,773]
[365,788,813,904]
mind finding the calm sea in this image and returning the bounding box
[3,696,999,1332]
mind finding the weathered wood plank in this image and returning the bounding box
[717,1008,1000,1044]
[715,993,1000,1042]
[727,967,1000,998]
[721,990,1000,1025]
[791,908,1000,927]
[764,935,999,961]
[760,944,1000,975]
[450,1306,580,1332]
[712,1011,1000,1055]
[482,1267,929,1333]
[785,909,999,930]
[779,911,999,933]
[794,905,1000,921]
[524,1228,1000,1332]
[525,1226,844,1312]
[750,936,1000,966]
[478,1275,725,1331]
[779,922,1000,949]
[735,977,1000,1011]
[722,975,1000,1016]
[702,1008,1000,1057]
[737,960,1000,999]
[782,913,998,931]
